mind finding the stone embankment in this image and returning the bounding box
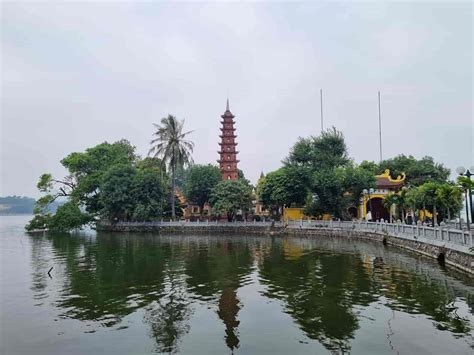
[96,221,473,274]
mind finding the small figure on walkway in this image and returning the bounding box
[366,211,372,222]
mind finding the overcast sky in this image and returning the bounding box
[1,1,472,197]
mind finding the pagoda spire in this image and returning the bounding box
[217,99,239,180]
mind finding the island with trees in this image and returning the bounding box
[26,115,471,232]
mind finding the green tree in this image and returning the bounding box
[358,160,379,175]
[379,155,450,186]
[210,180,253,221]
[48,201,91,231]
[398,188,411,224]
[100,164,136,221]
[341,165,376,207]
[457,176,474,193]
[282,128,358,219]
[149,115,194,220]
[27,140,137,230]
[132,168,168,221]
[25,209,52,231]
[383,194,398,223]
[136,157,166,173]
[436,183,463,221]
[405,187,424,222]
[184,165,221,215]
[62,140,137,213]
[33,140,136,215]
[258,167,309,212]
[311,168,346,218]
[284,127,349,171]
[418,182,441,226]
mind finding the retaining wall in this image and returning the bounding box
[96,223,473,274]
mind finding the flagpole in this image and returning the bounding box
[320,88,323,133]
[378,91,383,163]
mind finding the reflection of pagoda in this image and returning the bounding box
[218,100,239,180]
[217,287,240,351]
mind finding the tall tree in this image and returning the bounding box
[149,115,194,220]
[436,183,463,221]
[35,140,137,214]
[383,194,398,223]
[311,168,346,218]
[341,165,376,207]
[279,127,353,219]
[258,166,309,212]
[184,165,221,215]
[418,182,440,226]
[27,140,138,230]
[210,180,253,221]
[379,155,450,186]
[100,164,137,221]
[284,127,349,171]
[132,168,168,221]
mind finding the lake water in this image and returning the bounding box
[1,215,473,354]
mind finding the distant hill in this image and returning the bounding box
[0,196,62,215]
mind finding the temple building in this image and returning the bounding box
[358,169,406,221]
[218,100,239,180]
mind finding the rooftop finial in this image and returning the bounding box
[226,98,229,111]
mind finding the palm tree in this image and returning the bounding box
[383,194,398,223]
[436,183,462,222]
[406,187,423,223]
[419,182,439,227]
[398,188,410,224]
[149,115,194,219]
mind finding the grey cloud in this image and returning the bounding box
[1,1,472,197]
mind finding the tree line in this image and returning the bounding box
[257,127,470,225]
[26,115,253,231]
[26,116,471,231]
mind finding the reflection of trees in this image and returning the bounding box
[42,233,194,352]
[29,235,56,301]
[259,239,473,352]
[259,241,377,352]
[144,260,192,353]
[371,262,473,335]
[184,239,253,351]
[30,233,473,353]
[45,233,171,325]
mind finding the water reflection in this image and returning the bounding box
[29,233,474,353]
[145,263,192,353]
[184,239,253,351]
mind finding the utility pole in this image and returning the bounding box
[320,88,324,133]
[378,91,383,163]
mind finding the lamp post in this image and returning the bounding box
[363,188,375,222]
[456,166,474,231]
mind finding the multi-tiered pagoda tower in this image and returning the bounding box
[218,100,239,180]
